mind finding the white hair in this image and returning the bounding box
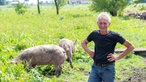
[97,12,111,23]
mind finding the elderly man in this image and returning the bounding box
[81,12,134,82]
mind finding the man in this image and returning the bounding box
[81,12,134,82]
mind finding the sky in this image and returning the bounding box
[8,0,54,5]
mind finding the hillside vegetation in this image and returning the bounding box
[0,5,146,82]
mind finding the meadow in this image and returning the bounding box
[0,5,146,82]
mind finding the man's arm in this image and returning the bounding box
[81,39,94,58]
[107,40,135,61]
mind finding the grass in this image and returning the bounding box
[0,4,146,82]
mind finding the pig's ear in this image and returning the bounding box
[74,39,77,45]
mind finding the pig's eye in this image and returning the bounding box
[63,51,66,53]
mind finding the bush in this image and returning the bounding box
[90,0,128,16]
[14,3,27,15]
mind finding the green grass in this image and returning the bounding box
[0,5,146,82]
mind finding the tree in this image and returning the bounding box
[37,0,40,14]
[54,0,59,14]
[132,0,143,3]
[54,0,67,15]
[0,0,6,5]
[90,0,128,16]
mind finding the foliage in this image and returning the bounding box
[14,3,27,15]
[90,0,128,16]
[124,3,146,16]
[54,0,68,14]
[0,0,6,5]
[133,3,146,10]
[0,5,146,82]
[132,0,143,4]
[58,0,68,7]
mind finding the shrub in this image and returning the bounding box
[14,3,27,15]
[90,0,128,16]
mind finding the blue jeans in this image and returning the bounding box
[88,63,115,82]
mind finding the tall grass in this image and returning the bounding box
[0,5,146,82]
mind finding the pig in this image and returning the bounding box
[59,38,77,68]
[11,44,66,77]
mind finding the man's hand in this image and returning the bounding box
[88,50,94,58]
[107,53,118,62]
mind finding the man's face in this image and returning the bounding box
[97,18,110,30]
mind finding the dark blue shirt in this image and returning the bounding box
[87,30,126,64]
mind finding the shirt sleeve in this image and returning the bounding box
[116,33,126,44]
[87,30,97,42]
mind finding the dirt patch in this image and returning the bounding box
[143,58,146,63]
[78,67,90,76]
[128,12,146,20]
[122,67,146,82]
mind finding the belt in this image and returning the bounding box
[95,63,113,66]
